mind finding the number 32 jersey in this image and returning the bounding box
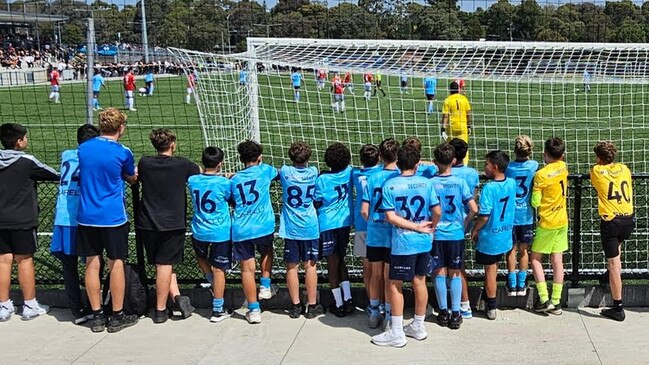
[231,163,278,242]
[188,174,232,243]
[279,165,319,240]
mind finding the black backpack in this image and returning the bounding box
[102,263,148,317]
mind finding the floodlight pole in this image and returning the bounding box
[86,17,95,125]
[141,0,149,63]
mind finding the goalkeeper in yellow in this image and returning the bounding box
[441,81,472,165]
[590,141,634,322]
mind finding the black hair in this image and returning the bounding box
[77,124,99,145]
[433,142,455,166]
[0,123,27,149]
[485,150,510,172]
[396,145,421,171]
[237,140,263,164]
[448,138,468,161]
[324,142,351,173]
[202,146,224,168]
[288,141,312,165]
[359,144,380,167]
[449,81,459,94]
[544,137,565,159]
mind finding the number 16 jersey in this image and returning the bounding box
[187,174,232,243]
[279,165,319,240]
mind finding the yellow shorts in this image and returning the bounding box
[531,225,568,254]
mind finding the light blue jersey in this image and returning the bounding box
[452,164,480,195]
[505,159,539,226]
[188,174,232,243]
[363,168,399,248]
[314,166,353,232]
[92,74,104,92]
[431,175,473,241]
[476,178,516,255]
[291,72,303,87]
[416,164,438,178]
[382,175,440,255]
[279,165,319,240]
[401,73,408,82]
[231,163,278,242]
[239,70,249,84]
[424,77,437,95]
[583,70,591,82]
[352,165,382,232]
[54,149,81,227]
[144,73,154,83]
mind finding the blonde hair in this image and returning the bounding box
[594,141,617,164]
[98,108,127,134]
[514,135,533,158]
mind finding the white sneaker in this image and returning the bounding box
[129,108,137,111]
[22,302,50,320]
[371,329,407,348]
[258,286,273,300]
[0,302,14,321]
[245,310,262,324]
[403,323,428,341]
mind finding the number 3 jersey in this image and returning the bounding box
[430,175,473,241]
[187,174,232,243]
[314,166,353,232]
[279,165,319,240]
[231,163,278,242]
[505,159,539,226]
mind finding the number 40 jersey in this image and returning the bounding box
[279,165,319,240]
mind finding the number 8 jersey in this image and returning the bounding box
[187,174,232,243]
[279,165,319,240]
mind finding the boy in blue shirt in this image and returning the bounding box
[188,147,234,323]
[403,136,438,178]
[315,143,353,317]
[291,69,303,102]
[51,124,99,324]
[505,135,538,297]
[430,143,477,330]
[371,145,441,348]
[92,69,106,111]
[231,140,278,324]
[470,150,516,320]
[144,70,155,96]
[280,142,324,319]
[361,138,399,327]
[423,75,437,114]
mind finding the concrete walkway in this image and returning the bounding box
[3,306,647,364]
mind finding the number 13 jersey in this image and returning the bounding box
[231,163,278,242]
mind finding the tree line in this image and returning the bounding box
[4,0,649,52]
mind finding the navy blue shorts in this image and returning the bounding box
[513,224,534,244]
[389,252,430,282]
[319,227,350,257]
[233,234,274,261]
[284,239,319,264]
[366,246,390,263]
[431,239,465,270]
[192,237,232,270]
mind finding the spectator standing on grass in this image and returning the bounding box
[0,123,59,321]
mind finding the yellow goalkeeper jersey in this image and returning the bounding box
[590,163,634,221]
[442,93,471,137]
[531,160,569,229]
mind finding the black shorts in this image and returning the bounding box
[375,80,382,87]
[284,239,319,264]
[513,224,534,244]
[366,246,391,263]
[601,216,635,259]
[426,93,435,101]
[141,229,185,265]
[192,237,232,270]
[400,80,407,88]
[389,252,430,282]
[320,227,350,257]
[294,86,301,90]
[77,223,129,260]
[93,91,100,98]
[0,228,37,255]
[475,250,503,266]
[431,240,465,270]
[233,234,274,261]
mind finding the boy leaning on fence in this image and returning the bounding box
[0,123,59,322]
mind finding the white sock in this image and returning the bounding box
[331,287,343,307]
[49,93,54,100]
[0,299,11,308]
[460,301,470,311]
[185,95,190,104]
[340,100,345,111]
[391,315,404,335]
[341,281,351,300]
[54,93,60,103]
[413,314,425,327]
[24,298,38,307]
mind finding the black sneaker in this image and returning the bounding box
[448,312,463,330]
[344,299,355,314]
[210,308,233,323]
[106,313,139,333]
[548,303,563,316]
[437,310,450,327]
[305,303,324,319]
[72,308,89,325]
[88,312,106,333]
[175,295,195,319]
[153,309,168,324]
[330,304,346,318]
[601,307,625,322]
[288,303,304,319]
[534,300,555,313]
[506,284,517,297]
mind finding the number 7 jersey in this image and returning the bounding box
[279,165,319,240]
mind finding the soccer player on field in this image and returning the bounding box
[51,124,99,324]
[431,143,477,330]
[343,71,353,94]
[441,81,472,165]
[137,128,199,324]
[351,144,382,307]
[470,150,516,320]
[231,140,278,324]
[49,67,61,103]
[314,143,354,317]
[583,70,592,93]
[280,142,324,319]
[400,71,408,94]
[361,138,399,327]
[317,68,327,91]
[531,137,569,315]
[363,72,373,100]
[590,141,634,322]
[504,135,538,297]
[0,123,59,322]
[123,68,137,111]
[423,75,437,114]
[371,145,441,347]
[373,72,386,97]
[291,68,303,103]
[144,70,155,96]
[331,73,345,113]
[92,69,107,111]
[239,67,249,86]
[188,146,235,323]
[185,71,197,105]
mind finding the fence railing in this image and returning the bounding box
[26,173,649,286]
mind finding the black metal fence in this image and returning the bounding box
[24,173,649,286]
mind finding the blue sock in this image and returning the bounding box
[248,301,260,311]
[508,272,517,288]
[517,270,527,289]
[213,298,224,312]
[385,303,391,321]
[435,275,448,311]
[260,277,271,289]
[370,299,379,317]
[450,276,462,313]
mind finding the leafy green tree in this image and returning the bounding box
[514,0,542,41]
[484,0,515,40]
